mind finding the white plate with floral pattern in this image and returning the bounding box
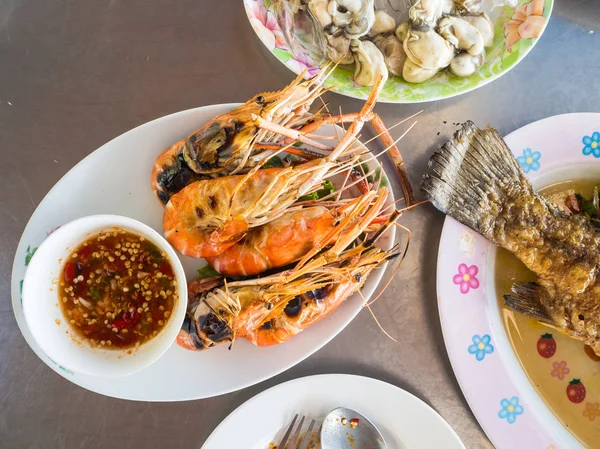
[243,0,553,103]
[10,104,395,401]
[437,114,600,448]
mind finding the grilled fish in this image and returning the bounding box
[422,121,600,356]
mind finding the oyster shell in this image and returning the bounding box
[462,13,494,47]
[449,51,484,77]
[351,39,389,86]
[325,30,354,64]
[438,16,484,55]
[409,0,453,29]
[308,0,333,27]
[395,22,410,43]
[452,0,482,14]
[403,27,455,70]
[402,58,440,83]
[329,0,375,39]
[369,10,396,36]
[373,34,407,77]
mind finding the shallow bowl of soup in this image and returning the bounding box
[22,215,188,378]
[435,113,600,448]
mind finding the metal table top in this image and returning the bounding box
[0,1,598,448]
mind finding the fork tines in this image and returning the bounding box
[278,414,317,449]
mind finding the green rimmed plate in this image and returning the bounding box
[243,0,553,103]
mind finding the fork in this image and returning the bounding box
[278,414,317,449]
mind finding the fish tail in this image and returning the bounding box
[421,121,532,239]
[504,282,553,324]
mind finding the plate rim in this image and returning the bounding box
[11,103,397,401]
[436,113,600,448]
[201,373,466,449]
[242,0,554,104]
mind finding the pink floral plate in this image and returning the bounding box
[437,114,600,448]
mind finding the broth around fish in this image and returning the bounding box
[496,180,600,446]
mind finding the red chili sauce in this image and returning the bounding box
[58,229,177,349]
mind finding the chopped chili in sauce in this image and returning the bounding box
[58,229,177,349]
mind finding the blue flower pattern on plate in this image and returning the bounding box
[498,397,524,424]
[516,148,541,173]
[468,334,494,361]
[583,132,600,158]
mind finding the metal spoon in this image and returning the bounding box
[320,407,387,449]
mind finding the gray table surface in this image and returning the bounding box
[1,1,599,448]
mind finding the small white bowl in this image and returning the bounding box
[22,215,188,378]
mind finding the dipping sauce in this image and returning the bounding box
[58,229,178,349]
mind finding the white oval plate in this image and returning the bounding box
[10,104,396,401]
[202,374,465,449]
[437,114,600,448]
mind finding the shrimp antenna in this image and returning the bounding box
[314,100,331,119]
[381,199,428,215]
[346,116,417,171]
[253,115,334,151]
[364,209,401,248]
[321,59,340,81]
[361,110,423,147]
[367,222,411,306]
[338,105,347,132]
[354,120,418,162]
[227,137,305,215]
[358,289,398,342]
[309,167,379,204]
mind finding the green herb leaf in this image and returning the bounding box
[160,277,171,287]
[263,156,284,169]
[359,162,370,176]
[582,199,597,217]
[298,180,336,202]
[572,192,599,218]
[197,265,221,279]
[298,191,318,201]
[89,286,101,300]
[146,243,164,263]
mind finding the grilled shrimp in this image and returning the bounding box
[177,235,398,350]
[206,188,389,276]
[163,76,387,259]
[176,205,401,351]
[151,69,332,204]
